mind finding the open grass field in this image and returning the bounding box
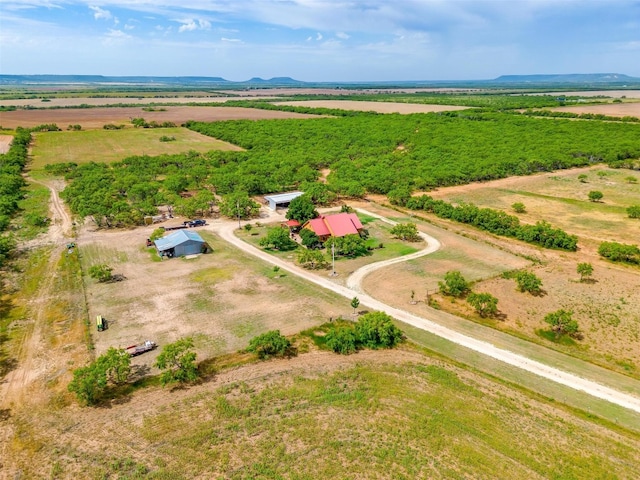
[549,102,640,117]
[0,105,322,130]
[274,100,472,113]
[5,346,640,478]
[30,127,242,169]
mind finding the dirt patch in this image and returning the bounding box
[549,102,640,117]
[0,135,12,153]
[532,90,640,98]
[275,100,472,114]
[0,106,323,129]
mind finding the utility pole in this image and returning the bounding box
[330,242,337,276]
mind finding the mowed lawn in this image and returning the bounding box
[30,127,242,169]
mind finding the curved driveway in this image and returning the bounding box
[213,215,640,414]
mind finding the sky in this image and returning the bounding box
[1,0,639,82]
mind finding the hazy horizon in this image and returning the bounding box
[2,1,639,82]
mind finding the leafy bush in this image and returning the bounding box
[285,195,318,223]
[325,325,358,355]
[514,271,543,294]
[325,234,369,258]
[576,262,594,282]
[297,249,329,269]
[68,347,131,405]
[247,330,293,359]
[544,309,580,339]
[155,337,198,386]
[467,292,499,317]
[598,241,640,265]
[88,264,113,283]
[627,205,640,219]
[389,222,421,241]
[511,202,526,213]
[259,226,297,250]
[438,271,470,298]
[588,190,603,202]
[299,228,322,249]
[355,312,403,349]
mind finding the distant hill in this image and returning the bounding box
[493,73,640,84]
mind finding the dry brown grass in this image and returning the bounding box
[549,102,640,117]
[275,99,472,114]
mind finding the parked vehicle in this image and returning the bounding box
[125,340,157,357]
[184,219,206,227]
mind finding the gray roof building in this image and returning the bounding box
[154,230,208,258]
[264,191,304,210]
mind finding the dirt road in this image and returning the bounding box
[213,213,640,414]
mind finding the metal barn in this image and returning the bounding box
[154,230,208,258]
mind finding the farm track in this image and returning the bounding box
[212,212,640,414]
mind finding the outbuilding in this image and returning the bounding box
[264,191,304,211]
[154,230,209,258]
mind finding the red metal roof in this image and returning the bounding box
[306,213,362,238]
[286,219,301,227]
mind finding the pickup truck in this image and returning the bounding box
[184,219,206,227]
[125,340,157,357]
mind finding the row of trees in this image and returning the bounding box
[395,194,578,251]
[598,241,640,265]
[0,128,31,266]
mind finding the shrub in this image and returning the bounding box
[467,292,499,318]
[588,190,603,202]
[325,325,358,355]
[88,264,113,283]
[598,241,640,264]
[511,202,526,213]
[544,309,580,339]
[438,271,470,298]
[514,271,543,294]
[247,330,292,359]
[155,337,198,386]
[576,262,593,282]
[355,312,403,349]
[627,205,640,219]
[389,222,421,241]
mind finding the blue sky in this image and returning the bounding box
[1,0,639,81]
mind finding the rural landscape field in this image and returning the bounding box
[1,79,640,478]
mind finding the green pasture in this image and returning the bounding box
[121,357,640,478]
[436,167,640,246]
[30,127,241,169]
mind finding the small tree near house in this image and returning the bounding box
[467,292,499,318]
[438,271,470,298]
[350,296,360,315]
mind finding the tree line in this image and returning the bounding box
[393,193,578,251]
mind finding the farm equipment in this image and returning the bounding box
[96,315,107,331]
[125,340,157,357]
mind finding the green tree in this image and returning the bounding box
[247,330,292,359]
[326,234,368,258]
[389,222,421,241]
[97,347,132,385]
[438,271,470,298]
[325,325,358,355]
[544,309,580,339]
[627,205,640,219]
[598,241,640,264]
[350,296,360,315]
[219,191,260,220]
[511,202,526,213]
[259,226,297,250]
[149,227,165,242]
[514,271,543,294]
[155,337,199,386]
[297,249,329,269]
[467,292,499,318]
[67,365,107,406]
[88,264,113,283]
[588,190,603,202]
[355,312,403,349]
[299,228,322,249]
[577,174,588,183]
[301,182,336,206]
[576,262,594,282]
[285,195,318,223]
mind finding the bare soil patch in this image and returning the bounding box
[549,102,640,117]
[0,105,322,129]
[275,100,471,114]
[533,90,640,98]
[0,134,12,153]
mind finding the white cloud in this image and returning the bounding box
[316,32,322,41]
[221,37,242,43]
[336,32,350,40]
[90,6,112,21]
[176,18,211,33]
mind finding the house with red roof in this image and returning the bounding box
[302,213,364,242]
